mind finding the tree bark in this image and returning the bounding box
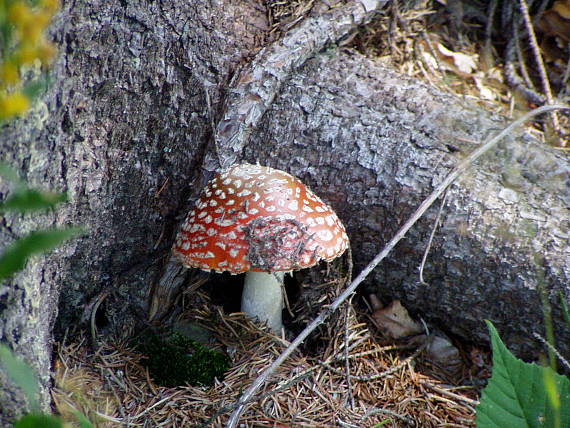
[241,50,569,361]
[0,0,568,423]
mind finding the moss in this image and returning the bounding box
[134,330,230,387]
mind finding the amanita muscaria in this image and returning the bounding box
[172,163,349,332]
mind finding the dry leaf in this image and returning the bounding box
[408,333,463,377]
[435,42,478,74]
[473,75,497,100]
[553,0,570,20]
[370,299,424,339]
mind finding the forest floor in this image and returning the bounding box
[53,266,484,426]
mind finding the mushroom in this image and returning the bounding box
[172,164,349,332]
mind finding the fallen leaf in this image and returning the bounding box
[370,300,423,339]
[409,333,463,377]
[474,75,497,100]
[435,42,478,74]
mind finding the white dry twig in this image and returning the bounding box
[419,189,449,285]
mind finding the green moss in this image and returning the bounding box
[134,330,230,387]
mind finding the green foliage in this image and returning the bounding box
[135,330,231,387]
[0,343,39,411]
[73,411,97,428]
[0,344,94,428]
[14,413,63,428]
[476,321,570,428]
[0,188,67,213]
[0,227,83,280]
[0,163,84,281]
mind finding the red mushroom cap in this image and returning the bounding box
[173,164,349,273]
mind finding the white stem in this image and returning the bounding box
[241,271,284,333]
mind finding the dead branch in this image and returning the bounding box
[207,0,388,170]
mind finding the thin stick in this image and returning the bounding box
[224,104,569,427]
[419,189,448,285]
[419,380,479,407]
[343,297,354,408]
[519,0,561,140]
[533,332,570,372]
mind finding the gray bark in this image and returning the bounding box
[242,51,569,360]
[0,0,568,424]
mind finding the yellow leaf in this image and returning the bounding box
[7,2,32,27]
[0,62,20,87]
[0,92,30,120]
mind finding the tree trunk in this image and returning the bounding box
[0,0,568,423]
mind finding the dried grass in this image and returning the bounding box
[350,0,570,147]
[53,278,478,427]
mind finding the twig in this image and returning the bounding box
[504,25,545,106]
[419,189,448,285]
[337,419,359,428]
[533,332,570,372]
[504,43,545,105]
[343,297,354,408]
[519,0,561,139]
[515,26,536,92]
[359,407,415,426]
[224,104,570,427]
[212,0,386,168]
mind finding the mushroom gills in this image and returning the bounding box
[241,271,285,333]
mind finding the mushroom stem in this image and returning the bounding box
[241,271,284,333]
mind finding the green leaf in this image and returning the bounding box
[0,163,25,188]
[0,227,84,281]
[0,189,68,213]
[14,413,63,428]
[0,344,39,411]
[476,321,570,428]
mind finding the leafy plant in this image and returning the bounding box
[0,343,40,411]
[0,344,94,428]
[476,320,570,428]
[0,163,83,281]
